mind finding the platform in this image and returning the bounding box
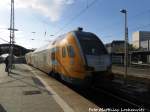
[0,64,98,112]
[112,65,150,83]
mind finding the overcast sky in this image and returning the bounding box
[0,0,150,49]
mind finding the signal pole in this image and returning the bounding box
[8,0,18,73]
[120,9,128,85]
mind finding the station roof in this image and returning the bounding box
[0,43,32,56]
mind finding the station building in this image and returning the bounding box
[105,40,125,64]
[106,38,150,64]
[132,31,150,63]
[105,40,125,54]
[132,31,150,50]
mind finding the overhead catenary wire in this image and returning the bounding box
[130,23,150,31]
[0,0,148,45]
[51,1,150,42]
[53,0,103,36]
[99,8,150,32]
[101,24,150,39]
[8,1,150,39]
[0,37,9,43]
[102,23,150,37]
[26,0,99,38]
[99,9,150,41]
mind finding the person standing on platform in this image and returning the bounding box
[4,55,10,72]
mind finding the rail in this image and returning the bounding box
[91,86,150,111]
[131,62,150,67]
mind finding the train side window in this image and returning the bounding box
[62,47,66,57]
[51,47,58,60]
[67,45,75,57]
[51,52,55,60]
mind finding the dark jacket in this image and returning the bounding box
[4,56,9,65]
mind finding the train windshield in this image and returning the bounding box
[76,32,107,56]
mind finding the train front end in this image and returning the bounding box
[74,29,112,85]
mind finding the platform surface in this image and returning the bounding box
[0,64,98,112]
[112,65,150,81]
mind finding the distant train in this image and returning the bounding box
[25,28,112,86]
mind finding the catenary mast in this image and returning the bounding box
[8,0,17,72]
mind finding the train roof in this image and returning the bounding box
[33,28,100,53]
[51,27,97,44]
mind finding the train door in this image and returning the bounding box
[51,47,58,73]
[61,46,68,75]
[67,45,75,66]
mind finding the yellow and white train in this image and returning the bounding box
[25,28,112,86]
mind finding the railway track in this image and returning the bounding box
[91,86,149,111]
[50,73,150,111]
[66,82,150,112]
